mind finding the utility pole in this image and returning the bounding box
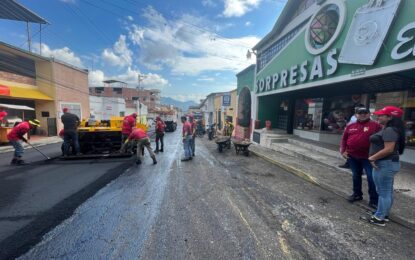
[26,22,31,52]
[137,74,146,90]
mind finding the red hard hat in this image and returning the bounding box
[373,106,403,117]
[132,113,137,118]
[63,108,69,113]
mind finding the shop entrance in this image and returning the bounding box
[237,87,251,127]
[276,99,289,130]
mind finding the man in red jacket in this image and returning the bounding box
[340,107,381,208]
[154,116,166,153]
[121,128,157,165]
[7,119,41,165]
[121,113,137,151]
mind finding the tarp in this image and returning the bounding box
[0,103,34,110]
[0,82,53,100]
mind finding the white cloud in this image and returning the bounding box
[88,67,169,90]
[127,16,134,21]
[36,43,84,68]
[197,77,215,81]
[166,94,207,103]
[202,0,217,7]
[127,6,259,75]
[89,70,105,87]
[245,21,252,26]
[101,35,132,67]
[223,0,261,17]
[60,0,75,3]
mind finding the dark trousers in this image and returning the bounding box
[63,131,80,155]
[155,133,164,151]
[349,156,378,203]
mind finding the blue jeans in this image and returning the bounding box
[191,135,195,155]
[373,160,400,220]
[10,140,24,158]
[183,135,192,159]
[63,131,80,155]
[348,156,378,203]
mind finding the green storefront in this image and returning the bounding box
[253,0,415,160]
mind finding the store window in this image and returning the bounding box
[294,98,323,131]
[370,90,415,147]
[322,95,362,133]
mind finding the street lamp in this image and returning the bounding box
[246,49,257,59]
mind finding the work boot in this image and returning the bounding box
[347,194,363,203]
[10,158,18,165]
[160,149,164,153]
[152,156,157,165]
[136,159,142,165]
[16,159,26,165]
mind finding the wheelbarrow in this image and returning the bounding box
[215,136,231,152]
[232,139,251,156]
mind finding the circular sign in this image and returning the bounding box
[305,0,346,55]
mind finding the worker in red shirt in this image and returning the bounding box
[189,114,197,156]
[121,113,137,152]
[7,119,41,165]
[121,127,157,165]
[340,107,382,208]
[181,116,193,161]
[0,109,7,126]
[154,116,166,153]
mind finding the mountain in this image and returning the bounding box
[160,97,198,111]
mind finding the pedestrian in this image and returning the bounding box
[0,109,7,127]
[368,106,405,226]
[181,116,193,161]
[121,113,137,151]
[154,116,166,153]
[121,128,157,165]
[340,107,381,208]
[189,114,196,156]
[61,108,80,156]
[339,104,367,168]
[7,119,41,165]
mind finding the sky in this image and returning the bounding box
[0,0,287,102]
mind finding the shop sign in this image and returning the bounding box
[391,21,415,60]
[256,49,338,93]
[222,93,231,106]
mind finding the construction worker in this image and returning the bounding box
[181,116,193,161]
[121,128,157,165]
[189,114,197,156]
[7,119,41,165]
[121,113,137,151]
[0,109,7,127]
[61,108,80,156]
[154,116,166,153]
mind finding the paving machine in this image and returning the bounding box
[64,116,147,159]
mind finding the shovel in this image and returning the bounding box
[26,142,52,161]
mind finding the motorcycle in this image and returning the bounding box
[208,123,216,140]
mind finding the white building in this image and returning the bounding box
[89,96,125,120]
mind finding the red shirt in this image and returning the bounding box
[182,121,192,137]
[156,120,166,134]
[122,115,136,135]
[128,128,148,140]
[7,121,30,141]
[0,111,7,121]
[340,120,381,159]
[58,129,64,137]
[190,121,197,135]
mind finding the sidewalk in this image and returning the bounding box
[250,137,415,230]
[0,136,62,154]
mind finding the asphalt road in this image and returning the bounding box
[13,130,415,260]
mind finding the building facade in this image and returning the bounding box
[252,0,415,163]
[0,41,90,136]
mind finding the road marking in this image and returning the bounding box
[277,231,292,259]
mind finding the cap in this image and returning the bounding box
[63,108,69,113]
[29,119,41,127]
[156,116,161,120]
[373,106,403,117]
[356,107,369,114]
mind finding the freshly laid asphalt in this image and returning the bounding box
[6,129,414,260]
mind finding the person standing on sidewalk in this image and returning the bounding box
[340,107,381,208]
[189,114,197,157]
[61,108,80,156]
[121,128,157,165]
[154,116,166,153]
[7,119,41,165]
[181,116,193,161]
[368,106,405,227]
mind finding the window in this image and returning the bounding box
[322,95,362,133]
[113,88,122,94]
[294,98,323,131]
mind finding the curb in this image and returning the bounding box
[251,149,415,232]
[0,139,63,154]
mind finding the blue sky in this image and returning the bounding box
[0,0,287,102]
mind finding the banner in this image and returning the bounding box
[222,93,231,106]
